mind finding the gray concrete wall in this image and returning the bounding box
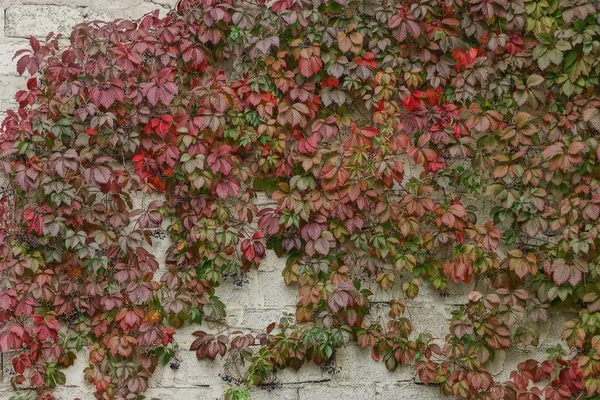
[0,2,563,399]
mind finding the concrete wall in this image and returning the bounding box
[0,2,564,399]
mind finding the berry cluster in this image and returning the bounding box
[219,373,244,385]
[233,275,250,287]
[173,196,185,206]
[319,360,341,375]
[141,51,154,64]
[259,378,283,392]
[6,231,40,247]
[65,310,79,326]
[109,252,120,263]
[152,230,166,240]
[221,271,250,287]
[439,111,452,125]
[11,153,26,162]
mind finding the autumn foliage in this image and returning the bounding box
[1,0,600,399]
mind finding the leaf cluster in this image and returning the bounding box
[1,0,600,399]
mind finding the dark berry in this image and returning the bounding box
[152,230,166,240]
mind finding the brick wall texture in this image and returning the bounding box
[0,2,566,399]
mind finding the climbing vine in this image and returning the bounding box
[1,0,600,399]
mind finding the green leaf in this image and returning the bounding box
[324,345,333,358]
[535,32,553,45]
[554,40,572,51]
[531,45,548,61]
[547,49,563,65]
[225,386,251,400]
[513,90,528,106]
[526,74,545,87]
[252,177,281,195]
[537,53,551,70]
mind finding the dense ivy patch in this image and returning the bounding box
[1,0,600,399]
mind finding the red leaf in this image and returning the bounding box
[0,324,26,351]
[214,180,240,199]
[443,259,473,283]
[23,208,44,234]
[13,354,32,374]
[29,36,40,52]
[100,88,116,108]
